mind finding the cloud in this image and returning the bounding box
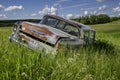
[0,4,4,10]
[38,5,57,15]
[50,6,58,15]
[119,2,120,5]
[84,10,88,15]
[60,2,96,10]
[96,0,112,2]
[113,6,120,13]
[66,14,74,19]
[99,5,107,11]
[59,0,68,2]
[4,5,24,11]
[97,12,106,15]
[90,10,97,15]
[38,5,50,15]
[61,4,83,10]
[74,14,80,18]
[0,14,7,18]
[54,0,68,6]
[31,13,37,16]
[0,4,4,11]
[83,10,97,16]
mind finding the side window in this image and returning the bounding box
[64,24,79,37]
[56,21,66,30]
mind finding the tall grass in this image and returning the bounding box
[0,20,120,80]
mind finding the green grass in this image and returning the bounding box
[0,21,120,80]
[91,20,120,32]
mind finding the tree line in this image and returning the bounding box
[0,14,120,27]
[72,14,120,25]
[0,19,41,27]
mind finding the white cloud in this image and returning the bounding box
[0,14,7,18]
[60,2,96,10]
[119,2,120,5]
[66,14,74,19]
[99,5,107,11]
[38,5,57,15]
[97,12,106,15]
[96,0,111,2]
[0,4,4,9]
[54,0,68,6]
[51,6,57,15]
[74,14,80,18]
[84,10,88,15]
[4,5,24,11]
[59,0,68,2]
[31,13,37,16]
[113,6,120,13]
[93,11,97,15]
[38,5,50,15]
[90,11,97,15]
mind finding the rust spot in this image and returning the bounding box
[22,22,54,35]
[21,22,50,41]
[56,35,60,39]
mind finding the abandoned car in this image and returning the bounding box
[9,15,96,53]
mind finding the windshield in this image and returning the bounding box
[40,16,58,27]
[40,16,79,37]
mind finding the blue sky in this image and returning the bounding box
[0,0,120,19]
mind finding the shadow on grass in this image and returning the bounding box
[87,40,116,55]
[56,40,117,56]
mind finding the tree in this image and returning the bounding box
[81,16,90,24]
[96,14,110,24]
[89,15,97,24]
[110,17,120,22]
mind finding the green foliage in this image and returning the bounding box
[0,20,120,80]
[97,14,110,24]
[89,15,98,24]
[110,17,120,22]
[72,14,119,25]
[80,16,90,24]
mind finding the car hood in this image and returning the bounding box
[21,22,77,45]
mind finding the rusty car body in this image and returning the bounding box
[9,15,96,54]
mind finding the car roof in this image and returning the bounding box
[44,15,95,31]
[68,20,95,31]
[44,15,78,27]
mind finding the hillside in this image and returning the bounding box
[90,20,120,32]
[90,20,120,47]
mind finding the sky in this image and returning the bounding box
[0,0,120,20]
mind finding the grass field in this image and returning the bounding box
[0,20,120,80]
